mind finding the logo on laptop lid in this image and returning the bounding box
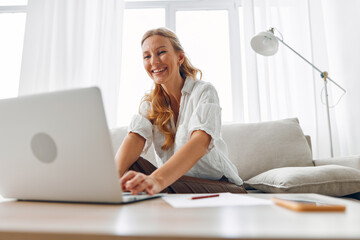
[30,133,57,163]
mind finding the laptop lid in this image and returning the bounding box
[0,87,127,203]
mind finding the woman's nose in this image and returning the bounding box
[151,55,160,65]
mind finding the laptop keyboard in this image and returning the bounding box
[121,192,163,203]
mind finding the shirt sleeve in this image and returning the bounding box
[128,101,153,154]
[187,84,222,152]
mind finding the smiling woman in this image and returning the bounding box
[115,27,246,195]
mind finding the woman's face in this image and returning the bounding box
[142,35,184,85]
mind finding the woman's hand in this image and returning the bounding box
[120,170,162,195]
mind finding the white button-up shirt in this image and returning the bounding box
[128,77,243,185]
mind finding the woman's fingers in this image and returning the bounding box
[120,171,161,195]
[126,176,147,195]
[130,178,153,195]
[120,171,140,191]
[121,171,149,193]
[120,170,136,185]
[124,173,144,189]
[145,184,156,195]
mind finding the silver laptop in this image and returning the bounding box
[0,87,160,204]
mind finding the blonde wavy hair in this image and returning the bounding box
[141,27,202,150]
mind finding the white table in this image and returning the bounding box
[0,193,359,240]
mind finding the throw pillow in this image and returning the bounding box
[222,118,313,181]
[245,165,360,196]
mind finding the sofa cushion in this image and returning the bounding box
[110,126,128,155]
[245,165,360,196]
[221,118,313,181]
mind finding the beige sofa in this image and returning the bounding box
[110,118,360,198]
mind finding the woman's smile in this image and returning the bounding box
[152,67,167,73]
[152,67,167,76]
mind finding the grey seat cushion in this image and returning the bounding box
[245,165,360,197]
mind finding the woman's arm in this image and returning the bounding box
[115,132,146,177]
[121,130,211,195]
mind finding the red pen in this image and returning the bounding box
[191,194,220,200]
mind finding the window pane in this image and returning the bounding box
[0,13,26,99]
[117,9,165,126]
[176,10,233,122]
[0,0,27,6]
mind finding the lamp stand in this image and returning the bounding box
[272,34,341,158]
[251,28,346,158]
[321,71,334,157]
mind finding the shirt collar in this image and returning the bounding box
[181,77,196,95]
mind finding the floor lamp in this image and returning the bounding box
[250,28,346,158]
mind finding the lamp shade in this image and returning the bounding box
[250,31,279,56]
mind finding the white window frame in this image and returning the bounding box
[2,1,246,121]
[0,5,27,13]
[125,0,245,121]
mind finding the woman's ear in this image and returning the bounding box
[178,53,185,66]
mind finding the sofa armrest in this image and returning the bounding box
[313,155,360,171]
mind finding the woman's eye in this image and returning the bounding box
[159,51,166,55]
[144,55,150,60]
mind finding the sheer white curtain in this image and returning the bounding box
[19,0,124,128]
[240,0,342,158]
[240,0,360,158]
[320,0,360,158]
